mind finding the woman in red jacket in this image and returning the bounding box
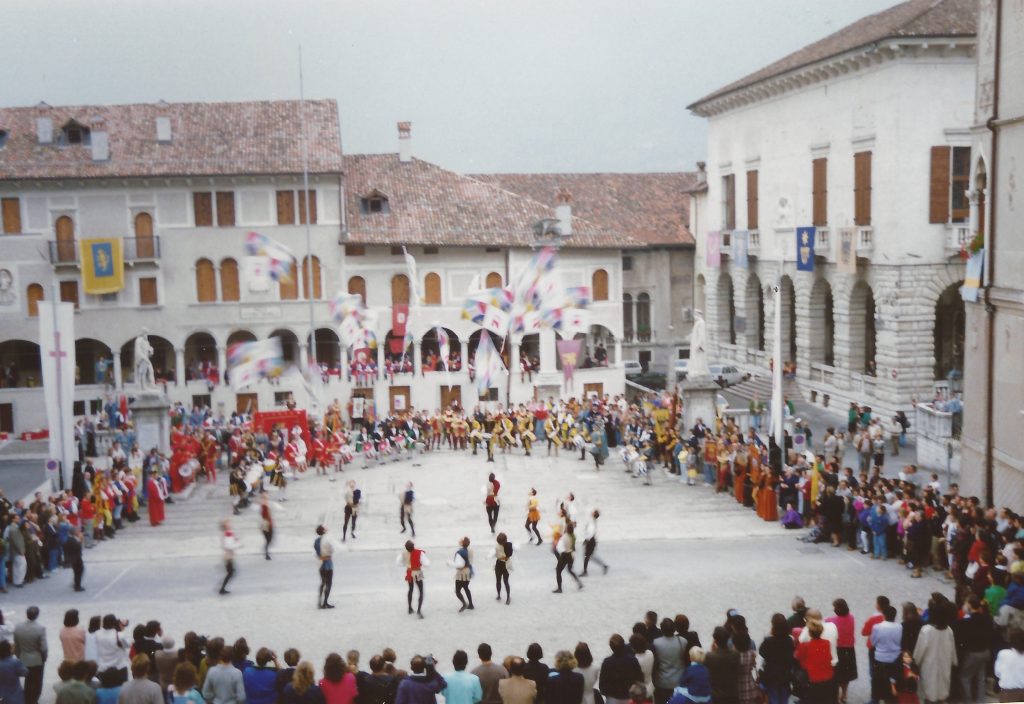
[796,620,836,703]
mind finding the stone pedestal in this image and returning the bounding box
[681,377,721,434]
[131,391,171,456]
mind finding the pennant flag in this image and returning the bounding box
[392,303,409,338]
[39,300,76,487]
[838,228,857,275]
[732,229,749,269]
[519,311,542,334]
[796,227,816,272]
[80,238,125,294]
[557,338,582,386]
[961,249,984,302]
[474,331,505,396]
[706,230,721,269]
[436,326,450,370]
[245,231,295,282]
[228,338,285,391]
[352,347,374,366]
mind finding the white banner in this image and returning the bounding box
[39,300,76,487]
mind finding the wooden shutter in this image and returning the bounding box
[929,146,951,224]
[193,192,213,226]
[276,190,296,225]
[592,269,609,301]
[279,261,298,300]
[746,170,758,230]
[216,192,235,227]
[55,215,76,262]
[2,197,21,234]
[134,212,155,258]
[424,273,442,305]
[345,244,365,256]
[59,280,79,308]
[302,256,322,300]
[724,174,736,230]
[139,277,158,306]
[391,274,410,305]
[26,283,43,317]
[485,271,502,288]
[854,152,872,226]
[195,259,216,302]
[220,259,240,302]
[298,190,317,225]
[812,158,828,226]
[348,276,366,302]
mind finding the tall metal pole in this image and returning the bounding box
[772,245,784,451]
[298,45,319,411]
[50,280,68,490]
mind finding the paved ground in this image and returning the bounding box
[6,443,954,704]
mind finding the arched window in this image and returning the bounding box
[636,293,651,341]
[485,271,502,289]
[391,274,410,306]
[279,261,298,300]
[220,258,240,302]
[195,259,216,302]
[592,268,609,301]
[134,212,155,258]
[55,215,75,263]
[348,276,367,303]
[302,255,322,300]
[622,293,633,336]
[424,272,442,305]
[26,283,44,317]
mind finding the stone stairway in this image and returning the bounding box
[727,373,805,404]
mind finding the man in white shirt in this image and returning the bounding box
[581,509,609,576]
[797,609,839,666]
[219,520,240,595]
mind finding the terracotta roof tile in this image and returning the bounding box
[470,172,696,246]
[344,154,642,249]
[689,0,977,112]
[0,100,343,179]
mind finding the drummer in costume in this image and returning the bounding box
[469,416,484,455]
[201,432,219,483]
[516,410,535,456]
[544,415,561,456]
[452,413,468,450]
[399,539,429,618]
[498,413,515,452]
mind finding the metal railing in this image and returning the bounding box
[748,230,760,252]
[48,236,162,265]
[947,225,971,254]
[816,228,831,257]
[856,227,873,254]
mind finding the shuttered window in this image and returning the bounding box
[592,269,609,301]
[298,190,317,225]
[195,259,216,302]
[485,271,502,288]
[951,147,971,223]
[391,274,410,306]
[746,170,758,230]
[2,197,21,234]
[424,272,442,305]
[139,277,158,306]
[929,146,972,224]
[279,261,298,300]
[348,276,367,302]
[853,152,872,226]
[722,174,736,230]
[59,280,79,308]
[216,192,235,227]
[134,212,155,258]
[193,192,213,226]
[220,258,240,302]
[276,190,296,225]
[812,158,828,227]
[346,245,366,256]
[302,255,322,300]
[26,283,43,317]
[929,146,952,224]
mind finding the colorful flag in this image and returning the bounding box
[962,249,984,302]
[245,231,295,282]
[392,303,409,339]
[436,327,450,370]
[228,338,285,391]
[557,338,582,386]
[563,286,592,309]
[404,248,423,305]
[329,291,365,324]
[706,230,721,269]
[474,331,505,396]
[563,308,590,333]
[243,256,271,292]
[796,227,816,272]
[732,229,748,269]
[39,299,76,487]
[80,239,125,294]
[483,305,511,335]
[838,228,857,275]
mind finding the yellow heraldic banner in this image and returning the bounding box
[80,238,125,294]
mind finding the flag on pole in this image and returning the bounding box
[228,338,285,391]
[435,326,450,370]
[706,231,721,269]
[796,227,816,272]
[245,231,295,282]
[962,249,984,302]
[39,300,76,487]
[482,306,511,336]
[732,229,749,269]
[329,291,365,324]
[563,308,591,334]
[404,248,423,305]
[474,331,504,396]
[80,239,125,294]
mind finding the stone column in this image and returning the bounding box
[539,329,556,373]
[113,353,123,390]
[510,338,521,377]
[217,346,227,386]
[413,342,422,376]
[377,344,385,379]
[831,285,854,390]
[731,268,749,361]
[613,337,622,366]
[794,276,813,381]
[299,343,309,371]
[175,348,185,387]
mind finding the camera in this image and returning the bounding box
[424,654,437,669]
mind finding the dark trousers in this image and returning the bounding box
[486,504,499,532]
[583,537,606,573]
[555,552,581,589]
[221,559,235,592]
[871,659,899,702]
[25,665,44,704]
[263,529,273,558]
[72,560,84,589]
[653,687,672,704]
[319,567,333,606]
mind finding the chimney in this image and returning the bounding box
[36,117,53,145]
[398,121,412,163]
[155,116,172,143]
[555,189,573,236]
[90,116,109,161]
[696,161,707,185]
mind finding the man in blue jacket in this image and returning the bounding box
[395,655,446,704]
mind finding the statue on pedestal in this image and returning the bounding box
[688,310,710,380]
[134,328,156,390]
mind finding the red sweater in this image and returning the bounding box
[797,640,834,683]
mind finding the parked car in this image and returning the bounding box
[628,371,667,391]
[708,363,749,388]
[623,360,644,378]
[673,359,688,381]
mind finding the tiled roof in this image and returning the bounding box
[689,0,978,112]
[0,100,344,179]
[344,154,642,249]
[470,172,696,247]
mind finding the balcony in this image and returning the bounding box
[815,228,831,259]
[856,227,873,256]
[945,224,971,256]
[622,329,655,344]
[748,230,760,255]
[48,236,162,265]
[720,230,732,256]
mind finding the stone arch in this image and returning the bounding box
[226,330,257,348]
[308,327,341,370]
[75,338,113,385]
[421,328,460,370]
[0,340,41,387]
[119,335,174,384]
[269,328,300,364]
[184,332,218,379]
[807,278,835,366]
[933,281,965,381]
[744,272,765,351]
[716,272,736,345]
[848,279,877,374]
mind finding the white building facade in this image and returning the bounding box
[687,0,977,413]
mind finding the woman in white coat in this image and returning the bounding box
[913,602,957,703]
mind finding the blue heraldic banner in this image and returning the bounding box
[796,227,816,272]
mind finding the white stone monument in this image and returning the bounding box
[129,329,171,455]
[681,310,722,433]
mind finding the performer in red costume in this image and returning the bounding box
[399,539,429,618]
[146,467,167,526]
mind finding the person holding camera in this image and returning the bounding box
[95,614,131,685]
[394,655,446,704]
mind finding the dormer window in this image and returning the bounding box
[0,130,8,149]
[59,120,91,146]
[360,191,390,214]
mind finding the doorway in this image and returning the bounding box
[583,383,604,399]
[389,385,411,414]
[236,393,258,414]
[440,385,462,411]
[0,403,12,433]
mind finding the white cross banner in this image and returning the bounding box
[39,299,76,488]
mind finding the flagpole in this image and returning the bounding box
[772,243,784,453]
[298,44,319,413]
[50,281,68,490]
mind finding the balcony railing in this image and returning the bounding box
[748,230,760,254]
[721,230,732,256]
[856,227,873,255]
[816,228,831,258]
[622,330,655,343]
[49,236,161,265]
[946,225,971,255]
